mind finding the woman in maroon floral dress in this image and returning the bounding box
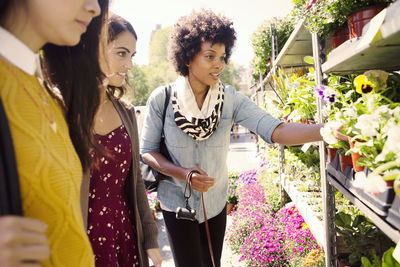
[86,14,162,267]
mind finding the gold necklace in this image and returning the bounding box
[0,57,57,133]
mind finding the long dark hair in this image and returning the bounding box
[42,0,109,170]
[106,14,137,99]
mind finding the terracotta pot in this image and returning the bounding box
[327,147,337,163]
[347,6,386,38]
[348,140,364,172]
[331,25,349,49]
[226,203,236,215]
[339,154,353,173]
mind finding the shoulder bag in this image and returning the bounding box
[140,85,172,192]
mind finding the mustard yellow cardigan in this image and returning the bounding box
[0,60,94,267]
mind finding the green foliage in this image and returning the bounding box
[335,211,393,264]
[286,146,320,168]
[220,63,244,91]
[257,169,282,212]
[227,171,239,204]
[129,64,150,106]
[148,26,171,65]
[362,247,400,267]
[251,17,295,80]
[291,0,395,37]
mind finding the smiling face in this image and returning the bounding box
[100,30,137,87]
[187,41,226,92]
[21,0,101,50]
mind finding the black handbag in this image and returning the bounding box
[140,85,172,192]
[0,99,23,215]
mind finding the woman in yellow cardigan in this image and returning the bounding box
[0,0,108,266]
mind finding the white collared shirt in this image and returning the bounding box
[0,26,40,76]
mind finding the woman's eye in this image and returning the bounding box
[206,55,214,60]
[117,51,126,57]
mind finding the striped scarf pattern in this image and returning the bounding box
[171,82,224,140]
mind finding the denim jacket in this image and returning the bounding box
[140,83,282,223]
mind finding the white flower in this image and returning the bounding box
[320,121,341,145]
[354,114,380,137]
[353,172,368,189]
[376,125,400,162]
[354,172,387,193]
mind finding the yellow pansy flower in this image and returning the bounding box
[354,75,375,94]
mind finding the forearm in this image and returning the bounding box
[142,152,188,181]
[271,122,324,146]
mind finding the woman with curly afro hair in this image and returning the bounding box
[140,9,324,267]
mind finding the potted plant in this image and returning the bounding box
[227,171,239,214]
[291,0,395,48]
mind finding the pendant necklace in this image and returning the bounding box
[0,57,57,133]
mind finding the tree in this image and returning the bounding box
[220,63,244,91]
[128,64,150,106]
[148,26,171,65]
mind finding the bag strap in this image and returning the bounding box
[0,99,23,215]
[202,193,216,267]
[187,170,216,267]
[161,85,171,136]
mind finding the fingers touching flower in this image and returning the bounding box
[320,121,341,145]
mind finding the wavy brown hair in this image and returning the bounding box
[42,0,109,170]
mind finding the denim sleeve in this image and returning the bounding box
[140,87,165,154]
[232,89,282,144]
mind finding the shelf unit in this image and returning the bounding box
[261,1,400,266]
[322,0,400,74]
[320,0,400,246]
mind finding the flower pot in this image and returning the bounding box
[226,203,236,215]
[347,6,386,38]
[339,154,353,173]
[327,148,337,163]
[331,25,349,49]
[348,140,364,172]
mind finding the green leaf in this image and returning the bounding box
[303,56,314,65]
[362,257,372,267]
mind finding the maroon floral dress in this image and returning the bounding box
[87,125,140,266]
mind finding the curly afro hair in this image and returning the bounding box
[168,9,237,77]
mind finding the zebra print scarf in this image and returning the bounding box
[171,79,224,140]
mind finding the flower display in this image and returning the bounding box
[301,248,325,267]
[226,181,321,266]
[277,205,320,262]
[235,169,258,187]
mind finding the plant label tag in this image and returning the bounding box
[301,142,312,152]
[393,241,400,263]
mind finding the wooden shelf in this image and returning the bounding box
[322,0,400,73]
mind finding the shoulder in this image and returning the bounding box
[147,84,172,109]
[223,84,237,96]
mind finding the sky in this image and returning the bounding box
[110,0,294,68]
